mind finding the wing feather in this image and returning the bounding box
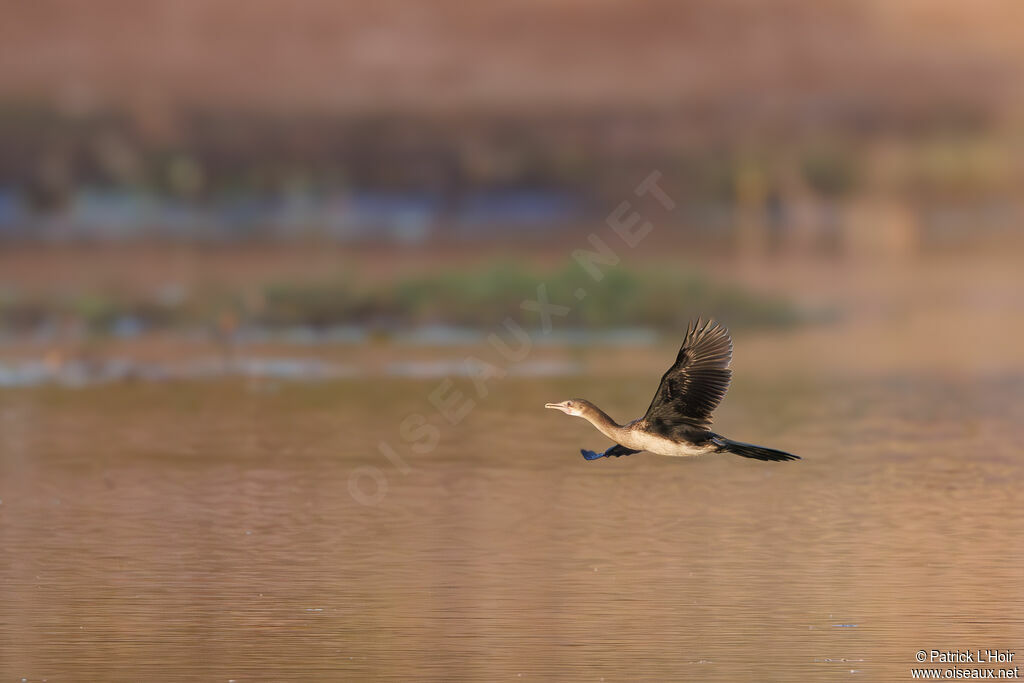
[641,318,733,435]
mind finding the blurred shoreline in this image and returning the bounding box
[2,0,1023,387]
[1,241,1021,387]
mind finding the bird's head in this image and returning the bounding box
[544,398,594,418]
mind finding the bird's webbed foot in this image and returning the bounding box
[580,444,641,460]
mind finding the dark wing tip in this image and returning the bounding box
[644,318,735,430]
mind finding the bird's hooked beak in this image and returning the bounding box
[545,401,572,414]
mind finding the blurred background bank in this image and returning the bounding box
[0,0,1022,383]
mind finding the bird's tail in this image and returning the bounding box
[713,436,800,462]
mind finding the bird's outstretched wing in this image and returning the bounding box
[641,318,733,436]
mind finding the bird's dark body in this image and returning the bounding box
[549,318,800,463]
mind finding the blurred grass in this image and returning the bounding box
[363,262,802,329]
[0,261,805,336]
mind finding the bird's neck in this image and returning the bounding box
[583,406,628,443]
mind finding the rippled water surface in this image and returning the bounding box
[2,375,1022,681]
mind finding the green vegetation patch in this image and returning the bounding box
[0,261,806,336]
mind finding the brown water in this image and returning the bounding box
[1,375,1022,681]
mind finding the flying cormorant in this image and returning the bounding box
[545,318,800,462]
